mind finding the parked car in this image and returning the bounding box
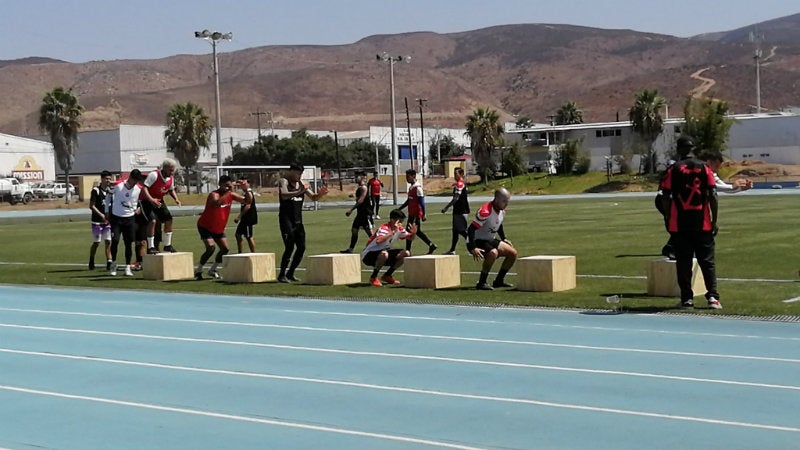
[33,182,56,199]
[0,178,34,204]
[53,183,76,198]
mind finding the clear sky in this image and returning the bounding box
[5,0,798,63]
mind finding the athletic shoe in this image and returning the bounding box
[375,215,381,220]
[492,280,514,288]
[380,274,400,285]
[147,247,159,255]
[476,282,494,291]
[661,245,676,260]
[109,264,117,276]
[130,262,143,271]
[370,277,382,287]
[444,250,456,255]
[707,297,722,310]
[678,299,694,309]
[287,274,300,282]
[194,271,203,280]
[339,248,353,254]
[427,244,438,255]
[207,269,220,279]
[277,275,290,283]
[124,265,134,277]
[163,245,177,253]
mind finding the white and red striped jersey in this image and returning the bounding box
[470,201,505,241]
[360,223,413,258]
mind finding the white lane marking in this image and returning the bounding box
[1,375,798,434]
[0,384,486,450]
[3,306,800,344]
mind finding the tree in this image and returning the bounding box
[681,95,735,159]
[429,134,464,163]
[164,102,212,193]
[553,138,583,174]
[500,144,527,179]
[465,107,503,185]
[555,101,583,125]
[38,87,83,204]
[629,89,666,174]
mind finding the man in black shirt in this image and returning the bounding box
[277,163,328,282]
[88,170,113,270]
[234,176,258,253]
[441,167,470,255]
[340,172,374,253]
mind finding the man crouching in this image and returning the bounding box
[467,188,518,290]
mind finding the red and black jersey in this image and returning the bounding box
[660,158,716,232]
[452,179,470,214]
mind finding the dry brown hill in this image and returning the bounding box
[2,15,800,135]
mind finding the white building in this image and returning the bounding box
[505,111,800,172]
[0,133,55,182]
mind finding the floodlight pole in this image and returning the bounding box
[195,29,232,166]
[377,52,410,205]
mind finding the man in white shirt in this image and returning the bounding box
[106,169,144,276]
[361,209,417,286]
[466,188,518,290]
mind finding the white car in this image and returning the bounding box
[53,183,76,197]
[33,182,56,198]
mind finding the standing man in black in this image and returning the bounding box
[234,176,258,253]
[277,163,328,282]
[659,140,721,309]
[441,166,470,255]
[340,172,374,254]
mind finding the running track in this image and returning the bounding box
[0,284,798,450]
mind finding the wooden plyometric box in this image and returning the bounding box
[142,252,194,281]
[306,253,362,285]
[403,254,461,289]
[222,253,276,283]
[647,258,706,297]
[517,255,576,292]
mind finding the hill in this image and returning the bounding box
[2,15,800,135]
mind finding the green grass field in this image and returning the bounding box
[1,193,798,318]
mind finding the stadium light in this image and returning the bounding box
[376,52,410,205]
[195,29,233,166]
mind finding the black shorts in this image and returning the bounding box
[351,213,373,231]
[198,225,225,241]
[142,201,173,223]
[236,222,254,238]
[452,213,469,235]
[362,248,403,267]
[474,238,502,252]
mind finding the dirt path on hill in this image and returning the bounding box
[689,67,716,97]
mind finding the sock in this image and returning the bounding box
[195,263,203,273]
[478,271,489,285]
[349,233,358,250]
[209,262,219,272]
[371,268,380,278]
[164,232,173,247]
[147,236,154,248]
[385,267,396,277]
[496,268,509,283]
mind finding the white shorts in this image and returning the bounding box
[92,223,112,243]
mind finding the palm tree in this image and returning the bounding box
[629,89,666,174]
[465,107,503,185]
[164,102,212,193]
[555,101,583,125]
[38,87,83,204]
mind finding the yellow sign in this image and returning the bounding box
[12,156,44,181]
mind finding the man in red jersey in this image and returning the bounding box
[466,188,517,290]
[194,175,244,280]
[659,144,720,309]
[398,169,437,254]
[367,171,384,219]
[140,159,182,254]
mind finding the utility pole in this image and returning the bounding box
[194,29,233,166]
[416,98,427,176]
[405,97,413,171]
[750,30,765,113]
[376,53,410,205]
[250,108,266,140]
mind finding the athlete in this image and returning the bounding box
[361,209,417,287]
[195,175,244,280]
[398,169,437,254]
[277,163,328,282]
[234,176,258,253]
[88,170,113,270]
[340,172,374,254]
[441,166,470,255]
[140,159,182,254]
[367,171,384,219]
[106,169,144,277]
[466,188,518,290]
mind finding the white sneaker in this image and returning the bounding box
[109,264,117,276]
[124,265,133,277]
[707,297,722,310]
[207,269,221,279]
[375,215,381,219]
